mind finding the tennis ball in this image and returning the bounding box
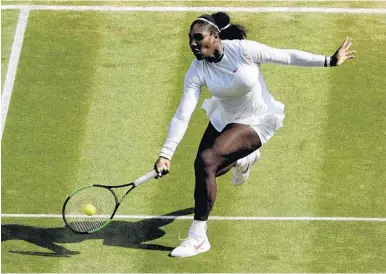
[83,203,96,216]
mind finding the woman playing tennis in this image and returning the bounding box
[154,12,356,258]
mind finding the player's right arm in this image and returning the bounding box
[154,63,203,177]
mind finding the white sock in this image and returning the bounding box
[190,220,207,236]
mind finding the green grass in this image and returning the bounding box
[319,14,386,217]
[1,11,107,214]
[1,10,20,91]
[1,8,386,273]
[2,217,386,272]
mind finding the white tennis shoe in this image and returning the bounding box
[231,150,261,186]
[170,230,211,258]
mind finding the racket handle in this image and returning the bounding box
[134,170,158,187]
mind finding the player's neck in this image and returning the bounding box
[205,42,224,63]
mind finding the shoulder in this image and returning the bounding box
[239,39,265,51]
[223,39,262,48]
[185,59,204,86]
[186,59,202,77]
[223,39,243,49]
[222,40,246,61]
[223,39,266,60]
[190,59,202,70]
[238,39,274,61]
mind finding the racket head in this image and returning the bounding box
[62,185,118,234]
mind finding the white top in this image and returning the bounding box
[159,39,328,160]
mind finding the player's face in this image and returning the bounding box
[189,23,218,60]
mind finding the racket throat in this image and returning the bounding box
[111,203,121,218]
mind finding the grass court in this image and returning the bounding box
[1,1,386,272]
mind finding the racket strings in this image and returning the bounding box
[63,186,117,233]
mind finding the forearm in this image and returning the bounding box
[244,40,335,67]
[272,48,327,67]
[159,116,189,160]
[280,50,338,67]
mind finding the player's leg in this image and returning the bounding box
[171,122,261,257]
[193,122,261,221]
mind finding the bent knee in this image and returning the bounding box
[194,149,222,173]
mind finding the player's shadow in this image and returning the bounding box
[1,207,194,257]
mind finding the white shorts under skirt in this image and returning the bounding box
[202,98,285,145]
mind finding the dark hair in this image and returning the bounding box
[190,12,247,40]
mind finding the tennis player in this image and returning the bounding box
[154,12,356,257]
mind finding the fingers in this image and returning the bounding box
[345,37,353,50]
[346,50,356,58]
[336,49,356,65]
[154,165,170,179]
[160,165,170,175]
[345,41,352,50]
[341,36,349,48]
[340,36,353,50]
[344,37,354,50]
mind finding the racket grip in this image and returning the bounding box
[134,170,158,187]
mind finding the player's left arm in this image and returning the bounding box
[243,37,356,67]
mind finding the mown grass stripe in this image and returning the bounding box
[319,14,386,217]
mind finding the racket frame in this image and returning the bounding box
[62,170,157,234]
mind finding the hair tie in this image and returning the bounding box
[220,24,231,31]
[196,18,221,32]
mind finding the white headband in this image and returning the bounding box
[196,18,221,32]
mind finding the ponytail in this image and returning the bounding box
[212,12,247,40]
[191,12,247,40]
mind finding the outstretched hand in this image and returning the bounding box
[331,37,356,66]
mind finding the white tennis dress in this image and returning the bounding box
[160,39,327,160]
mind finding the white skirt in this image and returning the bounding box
[202,96,285,145]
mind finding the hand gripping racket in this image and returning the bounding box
[62,170,158,234]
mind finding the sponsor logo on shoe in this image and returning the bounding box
[194,240,205,250]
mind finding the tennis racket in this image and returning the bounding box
[62,170,158,234]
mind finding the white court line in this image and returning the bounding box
[1,8,30,140]
[1,5,386,12]
[2,213,386,222]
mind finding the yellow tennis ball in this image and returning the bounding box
[83,203,96,216]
